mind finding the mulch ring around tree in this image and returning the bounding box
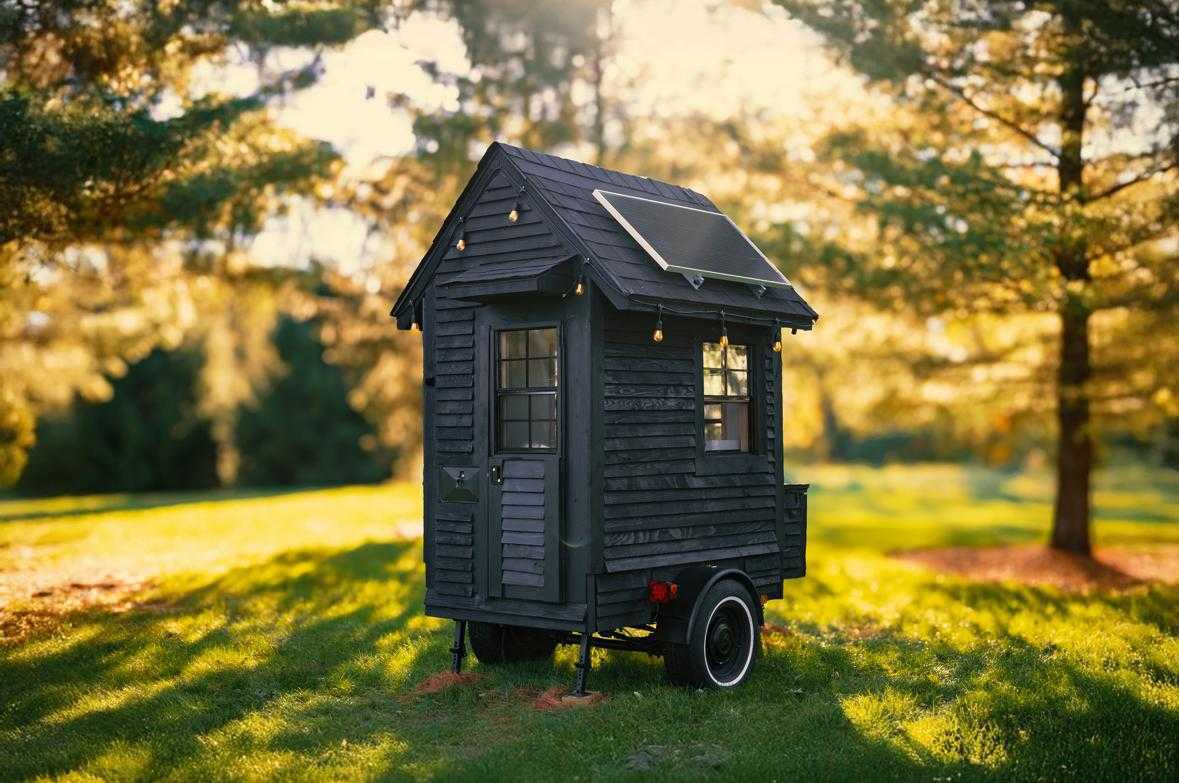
[894,543,1179,592]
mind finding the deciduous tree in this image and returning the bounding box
[774,0,1179,553]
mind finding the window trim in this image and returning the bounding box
[493,324,560,454]
[696,336,759,457]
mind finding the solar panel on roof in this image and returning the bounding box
[592,189,792,289]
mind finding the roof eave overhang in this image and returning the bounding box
[621,294,817,330]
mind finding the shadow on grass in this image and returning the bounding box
[0,540,445,779]
[2,545,1176,781]
[0,487,316,525]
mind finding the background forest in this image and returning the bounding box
[1,1,1176,512]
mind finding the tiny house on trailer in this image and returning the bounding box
[392,143,817,691]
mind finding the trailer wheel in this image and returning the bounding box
[467,622,557,664]
[664,580,759,688]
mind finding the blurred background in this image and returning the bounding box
[1,0,1175,508]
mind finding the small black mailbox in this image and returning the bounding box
[392,143,817,691]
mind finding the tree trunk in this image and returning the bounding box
[1050,44,1092,555]
[1051,296,1092,553]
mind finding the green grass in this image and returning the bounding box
[1,464,1177,781]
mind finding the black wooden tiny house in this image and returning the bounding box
[392,143,817,690]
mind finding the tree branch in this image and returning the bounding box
[926,73,1061,160]
[1086,162,1178,203]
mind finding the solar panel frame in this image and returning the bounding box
[592,189,793,289]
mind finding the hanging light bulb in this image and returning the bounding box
[719,311,729,349]
[652,305,664,343]
[772,320,782,353]
[508,186,524,223]
[455,217,467,251]
[574,276,585,296]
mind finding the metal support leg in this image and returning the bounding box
[450,620,467,674]
[573,633,591,696]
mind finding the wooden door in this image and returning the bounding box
[484,321,563,603]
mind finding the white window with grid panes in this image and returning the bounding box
[702,342,751,452]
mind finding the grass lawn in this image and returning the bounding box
[1,464,1177,781]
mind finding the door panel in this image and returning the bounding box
[477,310,564,605]
[490,454,561,602]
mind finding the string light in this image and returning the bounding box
[652,305,664,343]
[772,319,782,353]
[455,217,467,252]
[574,276,585,296]
[718,311,729,349]
[508,186,525,223]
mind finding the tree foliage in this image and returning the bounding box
[235,316,387,487]
[773,0,1179,551]
[0,0,382,485]
[19,347,219,495]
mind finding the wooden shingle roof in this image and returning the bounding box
[392,142,818,329]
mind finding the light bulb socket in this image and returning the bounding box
[508,186,524,223]
[719,311,728,348]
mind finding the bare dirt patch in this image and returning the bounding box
[411,671,482,695]
[896,544,1179,592]
[0,574,160,643]
[532,686,606,710]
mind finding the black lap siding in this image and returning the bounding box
[424,167,574,607]
[596,316,785,620]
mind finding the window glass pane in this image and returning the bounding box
[705,402,750,452]
[502,421,529,450]
[722,402,750,451]
[528,328,557,358]
[501,395,528,420]
[528,358,557,388]
[500,330,527,359]
[702,342,724,369]
[727,344,748,369]
[704,403,722,421]
[530,393,556,420]
[727,370,748,397]
[530,420,555,449]
[500,359,527,389]
[704,369,725,396]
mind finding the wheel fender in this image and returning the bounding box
[655,566,762,646]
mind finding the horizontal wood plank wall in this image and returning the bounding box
[595,314,783,630]
[426,168,570,607]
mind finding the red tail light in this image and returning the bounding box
[647,580,678,604]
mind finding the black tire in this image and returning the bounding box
[467,622,558,664]
[663,580,759,688]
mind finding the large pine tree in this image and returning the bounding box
[775,0,1179,553]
